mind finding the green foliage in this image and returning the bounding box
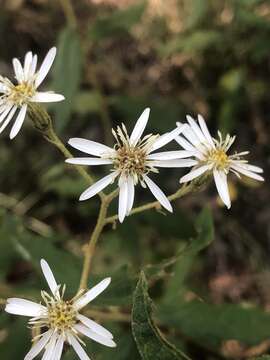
[132,272,191,360]
[0,317,29,357]
[162,207,214,304]
[160,30,222,56]
[51,27,82,131]
[159,301,270,351]
[88,2,146,41]
[0,0,269,359]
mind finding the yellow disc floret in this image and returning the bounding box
[9,82,35,105]
[47,300,77,332]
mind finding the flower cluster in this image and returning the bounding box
[66,110,264,218]
[1,47,264,360]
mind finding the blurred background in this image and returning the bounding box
[0,0,269,359]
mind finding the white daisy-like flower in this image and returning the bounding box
[66,108,197,222]
[5,259,116,360]
[175,114,264,209]
[0,47,64,139]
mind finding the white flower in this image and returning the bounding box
[175,114,264,208]
[0,47,64,139]
[66,108,196,222]
[5,259,116,360]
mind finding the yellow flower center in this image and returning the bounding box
[208,149,228,169]
[47,300,77,332]
[9,82,35,105]
[113,145,148,179]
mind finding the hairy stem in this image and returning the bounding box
[28,104,105,200]
[78,198,109,290]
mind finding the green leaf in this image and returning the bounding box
[184,0,209,29]
[250,357,270,360]
[160,30,221,56]
[74,91,103,115]
[88,2,146,41]
[0,317,29,358]
[159,301,270,350]
[132,272,191,360]
[51,27,82,132]
[162,207,214,303]
[0,213,81,294]
[91,265,135,307]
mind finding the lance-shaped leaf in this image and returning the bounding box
[132,272,192,360]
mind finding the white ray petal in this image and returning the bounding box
[126,176,135,215]
[24,330,53,360]
[150,125,186,153]
[66,158,113,166]
[77,314,114,340]
[150,159,198,168]
[213,170,231,208]
[181,125,200,147]
[23,51,33,80]
[68,333,91,360]
[73,278,111,310]
[68,137,114,157]
[31,92,65,103]
[175,135,196,151]
[198,114,215,148]
[40,259,60,298]
[118,177,129,223]
[143,175,172,212]
[0,83,7,93]
[230,164,264,181]
[5,298,46,317]
[29,55,38,78]
[9,104,27,139]
[0,106,17,134]
[0,105,13,124]
[41,332,58,360]
[12,58,24,82]
[129,107,150,146]
[52,335,64,360]
[186,115,206,143]
[35,47,57,88]
[231,162,263,173]
[79,172,117,201]
[180,164,211,183]
[75,324,116,348]
[147,150,195,160]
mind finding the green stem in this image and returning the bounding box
[28,104,105,200]
[78,197,110,290]
[105,182,195,224]
[85,308,131,323]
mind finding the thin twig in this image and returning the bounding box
[105,182,195,224]
[85,308,131,323]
